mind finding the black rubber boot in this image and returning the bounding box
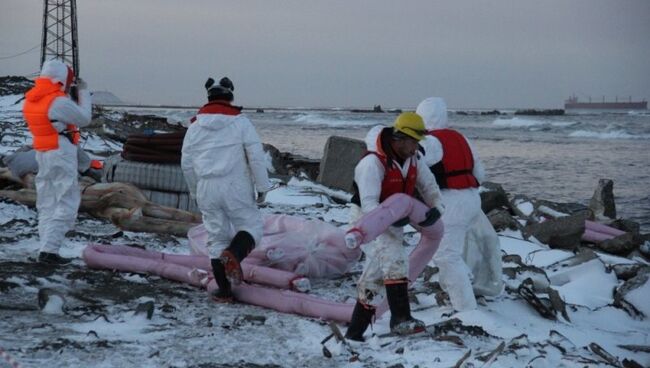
[385,280,425,335]
[344,300,376,342]
[38,252,72,265]
[210,258,233,302]
[225,231,255,261]
[218,231,256,285]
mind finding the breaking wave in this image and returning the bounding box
[492,117,577,129]
[568,129,650,140]
[292,113,376,127]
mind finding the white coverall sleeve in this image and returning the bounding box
[466,139,486,183]
[241,117,272,193]
[181,133,198,200]
[48,89,92,128]
[415,159,443,210]
[354,155,385,214]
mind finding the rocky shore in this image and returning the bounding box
[1,76,648,367]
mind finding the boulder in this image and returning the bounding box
[609,218,641,235]
[611,264,648,281]
[614,268,650,318]
[639,234,650,258]
[480,182,510,214]
[316,136,366,193]
[534,199,591,218]
[589,179,616,219]
[596,233,638,255]
[510,194,536,219]
[263,144,320,181]
[487,209,520,231]
[523,212,589,250]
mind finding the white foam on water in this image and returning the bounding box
[568,129,650,140]
[492,117,546,128]
[292,112,376,127]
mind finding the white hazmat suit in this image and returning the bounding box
[417,97,485,311]
[25,60,92,256]
[181,104,271,258]
[352,125,442,302]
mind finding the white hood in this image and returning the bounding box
[40,59,70,90]
[364,125,385,153]
[416,97,448,130]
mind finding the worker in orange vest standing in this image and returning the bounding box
[22,59,92,265]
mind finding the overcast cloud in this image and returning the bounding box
[2,0,649,109]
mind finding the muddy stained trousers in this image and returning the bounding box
[351,194,445,304]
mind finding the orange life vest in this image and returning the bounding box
[428,129,479,189]
[23,77,80,151]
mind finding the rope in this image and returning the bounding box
[0,44,40,61]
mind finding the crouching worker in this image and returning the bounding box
[181,76,272,302]
[344,112,444,341]
[22,59,92,265]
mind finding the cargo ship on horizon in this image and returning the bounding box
[565,95,647,112]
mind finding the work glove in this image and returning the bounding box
[418,206,442,227]
[76,78,88,90]
[392,217,410,227]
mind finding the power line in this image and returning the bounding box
[0,44,40,61]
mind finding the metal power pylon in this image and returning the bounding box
[40,0,79,77]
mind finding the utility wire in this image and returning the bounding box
[0,44,40,61]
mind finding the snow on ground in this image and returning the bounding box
[1,100,649,367]
[1,182,649,367]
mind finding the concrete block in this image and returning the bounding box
[316,136,366,192]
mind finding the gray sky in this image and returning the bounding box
[2,0,649,109]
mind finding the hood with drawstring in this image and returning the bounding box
[40,59,73,88]
[364,125,385,154]
[416,97,448,130]
[25,59,74,103]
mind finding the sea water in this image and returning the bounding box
[122,107,650,232]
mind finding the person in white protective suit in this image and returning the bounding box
[344,112,445,339]
[416,97,487,311]
[22,59,92,265]
[181,76,272,302]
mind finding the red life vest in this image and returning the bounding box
[189,101,242,123]
[429,129,479,189]
[375,152,418,201]
[23,77,80,151]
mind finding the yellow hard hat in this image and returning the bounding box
[393,112,427,141]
